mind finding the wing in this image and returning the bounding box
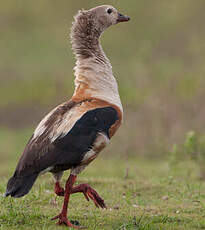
[14,101,119,177]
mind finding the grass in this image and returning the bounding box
[1,1,205,228]
[1,129,205,229]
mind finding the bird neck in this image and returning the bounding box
[71,30,112,69]
[71,10,112,71]
[71,34,123,113]
[70,12,123,113]
[72,39,113,78]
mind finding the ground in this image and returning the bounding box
[1,128,205,230]
[1,1,205,229]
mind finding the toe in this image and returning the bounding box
[87,188,106,209]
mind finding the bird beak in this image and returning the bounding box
[117,13,130,23]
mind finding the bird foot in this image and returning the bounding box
[54,182,65,196]
[51,213,85,229]
[72,184,107,209]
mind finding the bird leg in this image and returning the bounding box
[71,183,106,209]
[54,180,106,208]
[54,182,64,196]
[52,176,106,228]
[51,174,82,229]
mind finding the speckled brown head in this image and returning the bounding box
[87,5,130,31]
[71,5,130,58]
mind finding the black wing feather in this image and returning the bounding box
[5,107,118,197]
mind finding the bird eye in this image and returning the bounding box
[107,8,112,14]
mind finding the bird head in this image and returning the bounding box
[88,5,130,31]
[72,5,130,38]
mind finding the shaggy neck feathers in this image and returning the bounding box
[71,10,123,114]
[71,10,110,66]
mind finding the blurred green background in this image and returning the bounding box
[1,0,205,158]
[1,2,205,229]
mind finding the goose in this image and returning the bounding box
[5,5,130,228]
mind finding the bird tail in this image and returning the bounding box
[4,172,38,198]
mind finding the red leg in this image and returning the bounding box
[54,182,64,196]
[54,181,106,208]
[51,174,82,229]
[71,183,106,209]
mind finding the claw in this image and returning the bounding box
[72,184,106,209]
[86,187,106,209]
[87,188,106,209]
[54,182,65,196]
[51,213,85,229]
[83,192,90,201]
[51,214,60,221]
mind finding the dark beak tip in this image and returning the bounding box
[117,13,130,23]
